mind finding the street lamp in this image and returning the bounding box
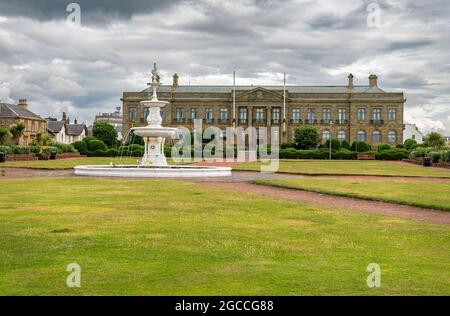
[329,120,334,160]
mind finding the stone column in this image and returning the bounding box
[267,106,272,145]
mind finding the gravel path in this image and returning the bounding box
[206,182,450,225]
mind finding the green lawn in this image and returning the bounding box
[0,157,145,169]
[252,178,450,211]
[0,178,449,295]
[234,160,450,178]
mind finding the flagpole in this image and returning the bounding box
[283,72,286,133]
[233,71,236,130]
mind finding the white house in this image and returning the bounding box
[47,112,87,144]
[403,123,424,144]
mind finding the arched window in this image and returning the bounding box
[143,107,150,120]
[322,130,331,141]
[357,131,366,142]
[372,130,381,143]
[338,131,346,141]
[388,131,397,143]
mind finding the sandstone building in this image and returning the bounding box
[0,99,46,146]
[122,73,405,145]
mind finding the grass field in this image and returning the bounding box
[0,177,449,295]
[234,160,450,178]
[0,157,148,169]
[252,178,450,212]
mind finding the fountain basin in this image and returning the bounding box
[133,127,179,138]
[74,165,232,178]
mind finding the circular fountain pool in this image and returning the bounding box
[74,165,232,178]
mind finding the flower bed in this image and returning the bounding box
[403,158,450,169]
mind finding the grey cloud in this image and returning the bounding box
[386,39,435,51]
[0,0,181,24]
[0,0,449,134]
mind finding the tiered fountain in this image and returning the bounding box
[74,64,231,178]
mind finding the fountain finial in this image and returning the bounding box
[148,62,161,100]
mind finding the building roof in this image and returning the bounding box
[0,102,45,120]
[66,124,87,136]
[142,85,388,94]
[47,121,65,134]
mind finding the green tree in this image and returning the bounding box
[293,126,320,150]
[31,133,55,147]
[9,122,25,145]
[0,128,11,145]
[424,132,445,150]
[325,138,341,151]
[93,122,118,148]
[404,138,417,150]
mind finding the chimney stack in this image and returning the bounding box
[74,118,78,124]
[369,74,378,87]
[18,99,28,109]
[347,73,354,89]
[172,73,179,88]
[62,112,67,123]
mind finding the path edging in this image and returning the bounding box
[249,180,450,213]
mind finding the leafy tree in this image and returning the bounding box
[350,141,371,152]
[293,126,320,150]
[404,138,417,150]
[423,132,445,150]
[9,122,25,145]
[93,122,118,148]
[31,133,55,147]
[0,128,11,145]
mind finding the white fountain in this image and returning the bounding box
[74,64,231,178]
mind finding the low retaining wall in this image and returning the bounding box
[5,154,38,161]
[4,152,84,162]
[57,153,84,159]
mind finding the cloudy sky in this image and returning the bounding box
[0,0,449,134]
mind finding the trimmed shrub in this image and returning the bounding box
[404,138,418,150]
[128,144,144,152]
[409,148,428,159]
[440,150,450,163]
[280,143,295,149]
[350,141,371,152]
[325,139,341,151]
[427,151,441,163]
[0,145,12,154]
[55,143,76,154]
[108,148,119,157]
[72,141,87,153]
[376,149,409,160]
[278,149,357,160]
[88,139,107,152]
[340,140,350,150]
[377,144,391,152]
